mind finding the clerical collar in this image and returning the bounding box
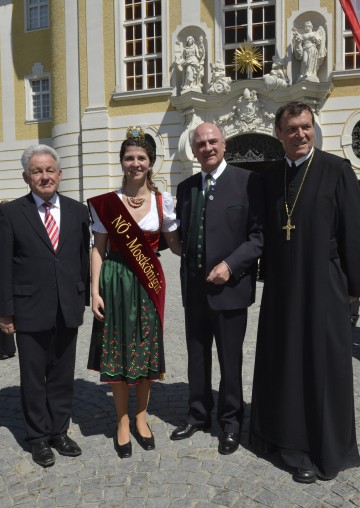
[201,159,227,186]
[285,147,314,168]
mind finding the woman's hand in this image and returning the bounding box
[92,294,105,321]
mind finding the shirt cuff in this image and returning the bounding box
[222,260,232,275]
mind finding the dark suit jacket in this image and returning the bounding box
[0,192,90,332]
[176,164,264,310]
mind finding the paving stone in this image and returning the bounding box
[0,251,359,507]
[331,481,359,498]
[254,488,287,507]
[323,492,352,507]
[226,477,261,497]
[146,497,172,507]
[169,499,197,508]
[103,486,126,503]
[187,483,216,501]
[210,489,240,506]
[349,492,360,506]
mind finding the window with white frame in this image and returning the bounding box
[25,63,51,122]
[26,0,49,31]
[31,78,50,119]
[223,0,276,80]
[343,16,360,69]
[123,0,162,91]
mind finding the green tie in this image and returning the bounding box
[205,174,212,202]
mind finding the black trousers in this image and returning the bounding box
[16,311,78,444]
[0,331,16,355]
[184,279,248,433]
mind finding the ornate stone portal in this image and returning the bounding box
[171,15,331,171]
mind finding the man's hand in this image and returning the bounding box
[0,316,15,335]
[349,296,359,304]
[206,262,230,285]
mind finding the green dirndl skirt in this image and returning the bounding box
[87,251,165,384]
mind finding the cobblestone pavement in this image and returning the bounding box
[1,249,360,507]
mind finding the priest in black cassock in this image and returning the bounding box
[250,101,360,484]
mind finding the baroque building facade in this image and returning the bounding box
[0,0,359,202]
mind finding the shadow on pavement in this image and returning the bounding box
[353,326,360,360]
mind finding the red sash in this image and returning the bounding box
[88,191,166,328]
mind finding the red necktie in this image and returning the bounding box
[43,202,59,251]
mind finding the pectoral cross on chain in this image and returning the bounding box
[282,217,295,241]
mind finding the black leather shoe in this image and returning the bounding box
[32,441,55,467]
[134,423,155,450]
[0,353,15,360]
[218,432,240,455]
[292,468,317,484]
[170,422,211,441]
[114,436,132,458]
[49,435,82,457]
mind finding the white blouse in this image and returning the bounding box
[90,190,178,234]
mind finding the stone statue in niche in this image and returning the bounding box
[292,20,327,83]
[207,60,232,95]
[263,58,289,90]
[175,35,206,92]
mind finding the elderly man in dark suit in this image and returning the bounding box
[0,145,89,467]
[171,122,264,454]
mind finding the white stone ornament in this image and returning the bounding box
[292,20,327,83]
[175,34,206,93]
[216,88,275,137]
[207,60,232,95]
[263,58,289,90]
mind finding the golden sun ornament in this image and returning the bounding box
[233,41,263,75]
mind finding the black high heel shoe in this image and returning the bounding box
[134,422,155,450]
[113,435,132,458]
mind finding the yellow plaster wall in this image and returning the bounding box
[50,1,67,126]
[103,0,115,109]
[285,1,299,18]
[321,0,333,11]
[331,81,360,96]
[110,96,173,116]
[12,2,52,140]
[78,0,88,117]
[169,0,182,55]
[201,0,214,62]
